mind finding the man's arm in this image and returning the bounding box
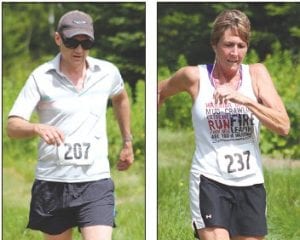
[7,116,64,145]
[111,89,134,171]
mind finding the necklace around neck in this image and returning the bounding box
[210,63,242,90]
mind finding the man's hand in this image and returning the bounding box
[34,123,64,146]
[117,141,134,171]
[7,117,64,145]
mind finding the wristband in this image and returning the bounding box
[123,135,133,142]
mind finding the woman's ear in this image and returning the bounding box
[212,44,217,53]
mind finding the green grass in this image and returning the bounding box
[158,128,300,240]
[265,169,300,239]
[3,147,145,240]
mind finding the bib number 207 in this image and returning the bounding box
[64,142,91,160]
[225,150,250,173]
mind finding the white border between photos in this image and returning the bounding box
[146,1,157,239]
[0,2,2,238]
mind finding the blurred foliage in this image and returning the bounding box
[158,3,300,159]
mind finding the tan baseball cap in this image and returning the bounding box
[57,10,94,40]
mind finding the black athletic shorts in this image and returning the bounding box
[197,175,267,238]
[27,178,115,235]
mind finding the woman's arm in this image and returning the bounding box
[158,66,200,108]
[247,63,290,136]
[213,63,290,136]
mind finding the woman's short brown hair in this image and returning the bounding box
[211,9,251,46]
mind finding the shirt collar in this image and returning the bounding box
[46,53,101,74]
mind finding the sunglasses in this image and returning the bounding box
[61,36,94,50]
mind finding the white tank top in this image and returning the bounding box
[191,64,264,186]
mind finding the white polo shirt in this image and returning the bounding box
[9,53,124,182]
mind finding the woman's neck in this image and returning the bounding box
[211,63,242,89]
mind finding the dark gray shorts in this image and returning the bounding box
[27,178,115,235]
[196,175,267,238]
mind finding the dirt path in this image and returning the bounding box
[263,158,300,169]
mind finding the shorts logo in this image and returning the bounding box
[205,214,212,219]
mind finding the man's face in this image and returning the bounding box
[55,33,93,67]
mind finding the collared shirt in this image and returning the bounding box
[9,53,124,182]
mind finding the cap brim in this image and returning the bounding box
[62,29,94,40]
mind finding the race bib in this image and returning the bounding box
[217,143,257,179]
[56,137,94,165]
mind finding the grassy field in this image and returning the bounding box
[3,142,145,240]
[158,128,300,240]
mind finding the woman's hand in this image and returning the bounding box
[213,85,248,105]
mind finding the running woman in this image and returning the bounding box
[158,9,290,240]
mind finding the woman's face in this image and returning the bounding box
[213,28,248,72]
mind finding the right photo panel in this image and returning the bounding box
[157,2,300,240]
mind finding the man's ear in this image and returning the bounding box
[54,32,62,47]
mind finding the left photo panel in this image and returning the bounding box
[3,2,145,240]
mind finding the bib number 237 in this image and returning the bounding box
[225,150,250,173]
[218,146,256,178]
